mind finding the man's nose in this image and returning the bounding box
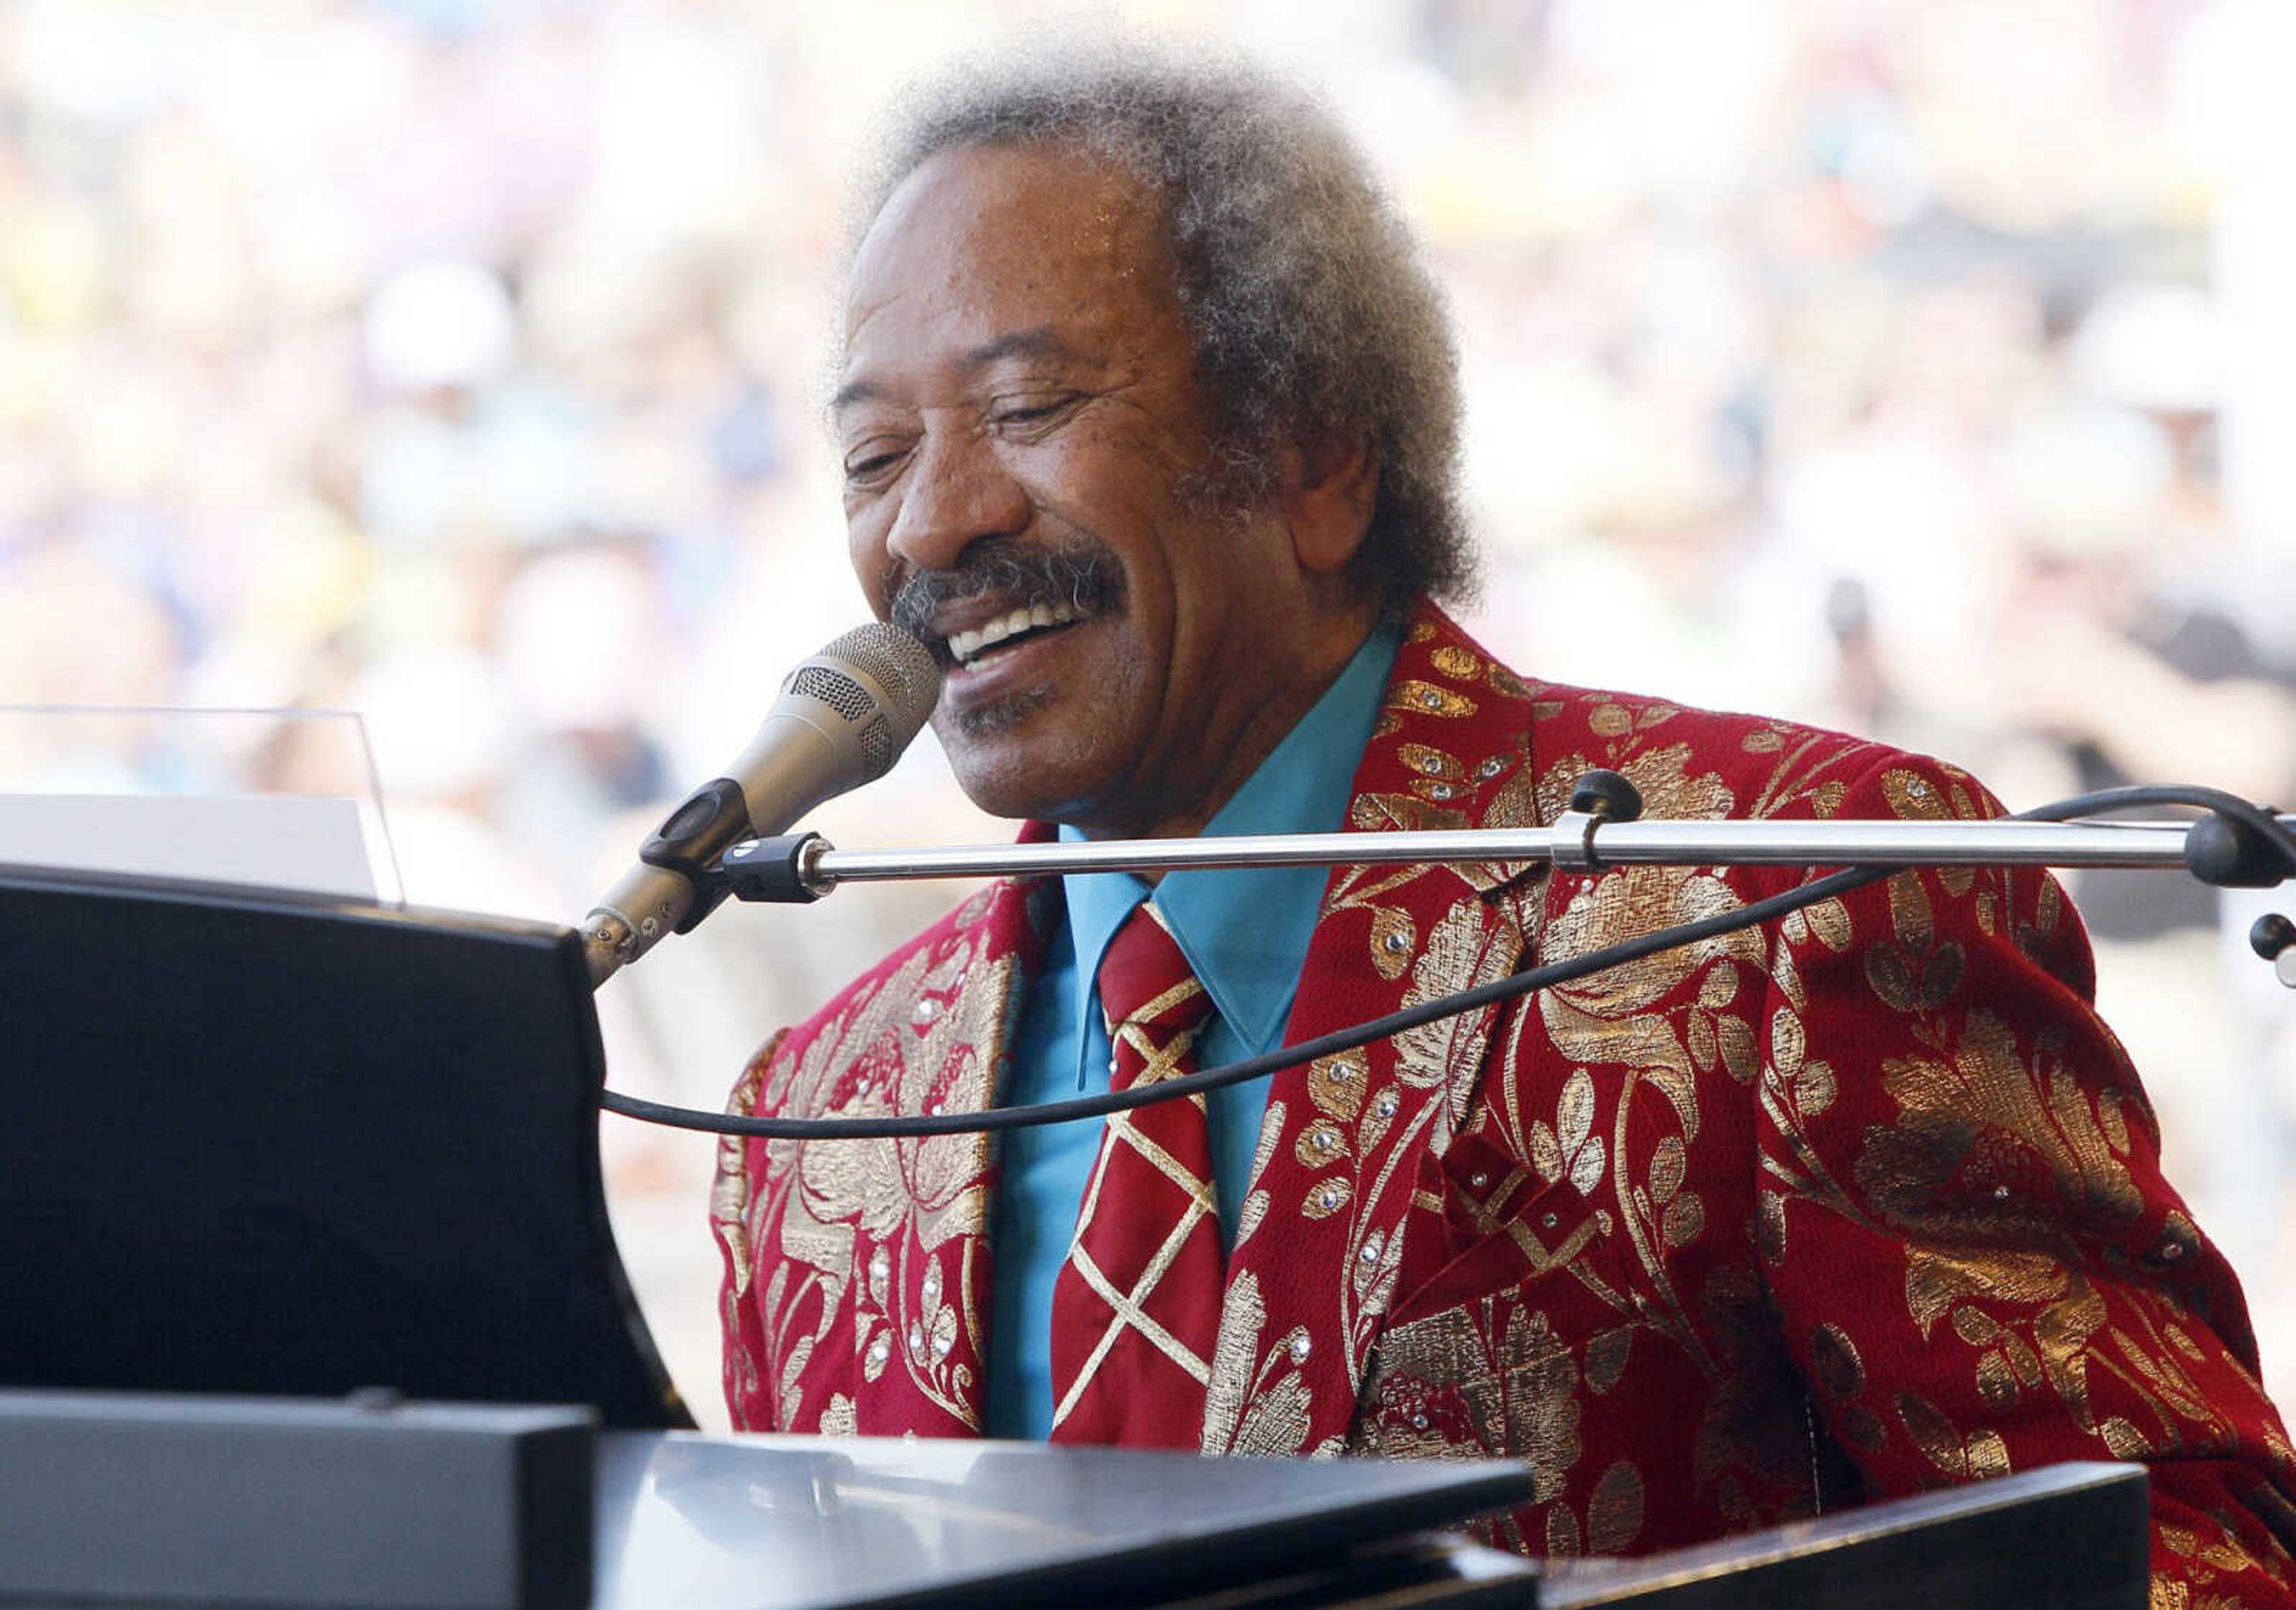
[883,427,1031,575]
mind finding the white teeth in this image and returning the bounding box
[945,601,1085,666]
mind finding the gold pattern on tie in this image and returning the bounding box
[1047,900,1226,1446]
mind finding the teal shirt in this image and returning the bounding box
[984,624,1402,1438]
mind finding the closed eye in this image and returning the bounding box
[989,393,1083,430]
[842,440,912,485]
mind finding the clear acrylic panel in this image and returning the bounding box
[0,706,403,904]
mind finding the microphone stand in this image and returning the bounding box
[602,774,2296,1137]
[715,772,2296,989]
[741,815,2243,885]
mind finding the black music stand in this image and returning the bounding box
[0,864,689,1431]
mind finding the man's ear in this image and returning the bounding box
[1277,432,1380,576]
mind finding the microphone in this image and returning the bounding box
[580,622,942,985]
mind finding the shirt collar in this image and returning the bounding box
[1060,621,1403,1053]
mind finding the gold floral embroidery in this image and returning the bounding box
[1295,1119,1349,1168]
[1856,1010,2145,1244]
[1537,742,1734,829]
[1390,679,1477,719]
[1355,1303,1585,1501]
[1308,1053,1368,1123]
[1429,645,1482,680]
[1541,867,1764,1021]
[728,613,2292,1598]
[713,1049,774,1300]
[1588,704,1634,738]
[1587,1460,1647,1554]
[818,1393,856,1437]
[1584,1325,1635,1394]
[740,918,1019,1432]
[1206,663,1541,1445]
[1358,1082,1401,1154]
[1904,1245,2069,1337]
[1202,1270,1315,1456]
[1811,1322,1864,1401]
[1354,1218,1403,1321]
[1234,1099,1285,1252]
[1367,908,1416,980]
[1529,1068,1605,1196]
[1393,900,1521,1103]
[1896,1389,2011,1480]
[1398,742,1463,780]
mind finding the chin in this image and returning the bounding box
[939,721,1123,829]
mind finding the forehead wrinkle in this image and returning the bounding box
[833,146,1190,446]
[847,144,1170,295]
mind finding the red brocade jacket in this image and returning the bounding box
[715,603,2296,1603]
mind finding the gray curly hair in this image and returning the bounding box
[851,45,1476,609]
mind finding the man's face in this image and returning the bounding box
[835,142,1342,838]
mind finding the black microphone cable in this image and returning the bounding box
[598,781,2296,1141]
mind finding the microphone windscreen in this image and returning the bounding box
[790,624,942,781]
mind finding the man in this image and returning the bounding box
[712,49,2296,1599]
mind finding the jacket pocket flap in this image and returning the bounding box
[1387,1134,1616,1324]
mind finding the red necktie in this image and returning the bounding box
[1047,901,1225,1447]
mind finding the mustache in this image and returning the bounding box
[887,537,1125,655]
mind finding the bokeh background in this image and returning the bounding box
[6,0,2295,1432]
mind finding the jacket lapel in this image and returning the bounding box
[833,856,1051,1438]
[1204,606,1550,1455]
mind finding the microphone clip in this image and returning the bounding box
[722,833,831,905]
[637,777,753,936]
[2183,808,2295,889]
[1550,769,1646,871]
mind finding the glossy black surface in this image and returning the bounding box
[594,1431,1535,1609]
[1538,1460,2148,1609]
[588,1435,2146,1610]
[0,867,688,1431]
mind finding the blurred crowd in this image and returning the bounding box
[6,0,2294,1422]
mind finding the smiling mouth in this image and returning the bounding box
[945,601,1092,668]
